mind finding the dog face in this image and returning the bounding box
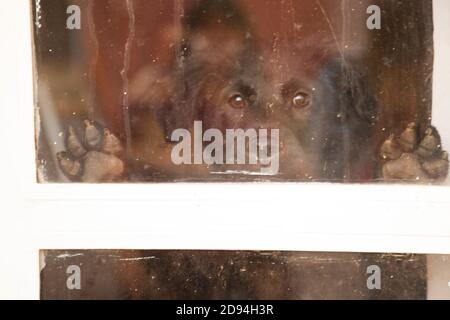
[170,0,273,133]
[268,53,380,180]
[161,0,324,178]
[179,44,271,133]
[133,0,370,180]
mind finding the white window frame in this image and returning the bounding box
[1,0,450,299]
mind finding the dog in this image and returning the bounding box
[57,0,448,183]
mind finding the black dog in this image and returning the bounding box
[57,0,448,183]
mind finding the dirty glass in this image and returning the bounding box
[32,0,449,183]
[40,250,450,299]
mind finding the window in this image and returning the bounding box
[2,0,450,300]
[32,0,449,184]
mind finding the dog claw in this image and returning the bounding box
[416,127,440,158]
[380,134,402,160]
[103,129,123,155]
[67,126,86,158]
[398,122,418,152]
[84,120,102,149]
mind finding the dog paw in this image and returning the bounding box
[56,120,125,182]
[380,123,449,183]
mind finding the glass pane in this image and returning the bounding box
[40,249,450,300]
[32,0,449,183]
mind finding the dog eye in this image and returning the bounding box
[228,94,248,109]
[292,92,310,108]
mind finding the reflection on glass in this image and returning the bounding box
[41,250,450,300]
[32,0,448,183]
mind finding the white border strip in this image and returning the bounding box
[1,0,450,300]
[433,0,450,163]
